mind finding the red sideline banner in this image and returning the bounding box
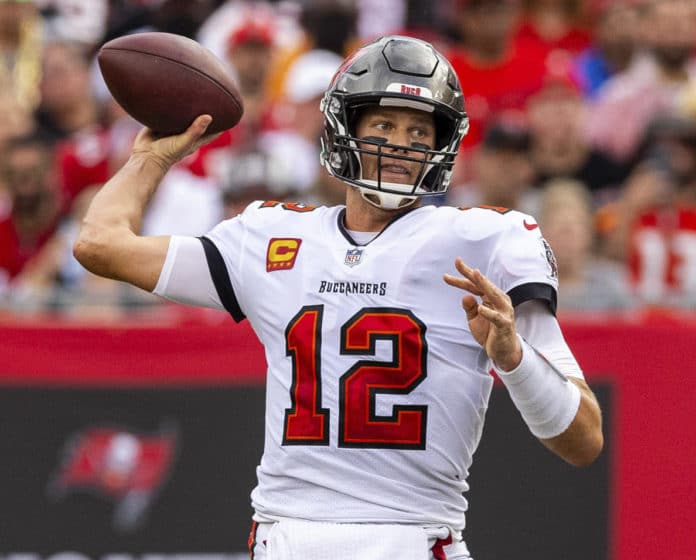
[1,311,695,559]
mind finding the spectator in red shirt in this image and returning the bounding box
[625,116,696,304]
[185,13,279,179]
[515,0,592,57]
[446,0,548,151]
[0,134,62,294]
[526,68,631,197]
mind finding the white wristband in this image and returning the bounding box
[493,335,581,439]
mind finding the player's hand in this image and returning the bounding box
[130,115,221,172]
[443,257,522,371]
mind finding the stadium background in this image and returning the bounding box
[2,0,696,558]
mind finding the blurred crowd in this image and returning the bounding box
[2,0,696,319]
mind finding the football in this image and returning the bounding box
[98,32,244,135]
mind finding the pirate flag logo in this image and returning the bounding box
[47,422,178,533]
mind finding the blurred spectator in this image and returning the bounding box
[586,0,696,163]
[0,0,42,224]
[0,90,35,151]
[35,40,103,144]
[448,117,536,214]
[527,69,630,196]
[273,49,343,197]
[0,134,62,296]
[515,0,591,56]
[198,1,302,62]
[0,0,43,113]
[180,5,289,182]
[141,167,222,235]
[103,0,152,43]
[267,0,357,104]
[35,40,116,213]
[150,0,217,40]
[356,0,406,40]
[192,48,343,216]
[573,2,639,99]
[35,0,108,46]
[230,48,344,211]
[225,14,275,129]
[539,178,632,311]
[625,116,696,304]
[596,161,673,263]
[446,0,547,150]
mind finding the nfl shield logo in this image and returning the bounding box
[344,248,363,267]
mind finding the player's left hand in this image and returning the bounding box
[443,257,522,371]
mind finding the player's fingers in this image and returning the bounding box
[470,268,510,309]
[186,115,213,139]
[447,258,484,295]
[462,295,479,320]
[454,259,504,304]
[454,257,476,280]
[443,273,484,296]
[477,303,513,329]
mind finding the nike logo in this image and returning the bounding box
[523,220,539,231]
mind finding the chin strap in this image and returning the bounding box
[359,188,417,210]
[358,180,418,210]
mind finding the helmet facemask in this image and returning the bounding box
[322,92,467,210]
[320,36,469,209]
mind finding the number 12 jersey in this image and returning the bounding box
[199,201,558,531]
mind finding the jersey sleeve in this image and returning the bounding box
[153,235,224,310]
[488,213,559,313]
[197,203,259,322]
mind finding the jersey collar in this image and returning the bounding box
[337,205,423,246]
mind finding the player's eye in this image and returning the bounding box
[374,121,392,131]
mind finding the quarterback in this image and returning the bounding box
[74,36,603,560]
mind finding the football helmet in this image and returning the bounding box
[320,35,469,210]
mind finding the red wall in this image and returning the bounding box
[1,310,694,559]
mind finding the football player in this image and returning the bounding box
[74,36,603,560]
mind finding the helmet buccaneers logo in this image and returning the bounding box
[47,423,178,533]
[400,84,421,96]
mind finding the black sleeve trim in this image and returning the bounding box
[508,282,557,315]
[199,236,246,323]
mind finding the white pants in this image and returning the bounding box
[247,519,472,560]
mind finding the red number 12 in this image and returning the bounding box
[283,305,428,449]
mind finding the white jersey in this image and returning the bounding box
[194,201,560,531]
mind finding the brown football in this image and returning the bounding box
[98,32,244,135]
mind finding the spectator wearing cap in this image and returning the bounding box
[184,12,281,182]
[210,49,344,217]
[447,115,536,215]
[527,67,630,197]
[226,16,276,130]
[446,0,548,151]
[250,49,344,206]
[586,0,696,163]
